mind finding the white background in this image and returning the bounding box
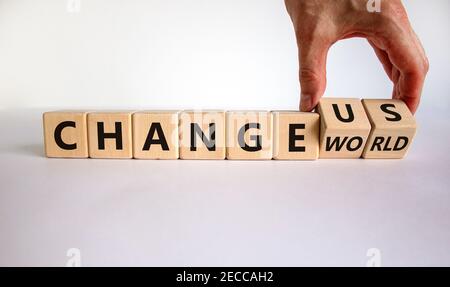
[0,0,449,267]
[0,0,448,112]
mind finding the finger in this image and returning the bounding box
[383,31,429,114]
[392,67,400,100]
[298,36,331,112]
[393,76,400,100]
[396,71,424,114]
[368,40,394,81]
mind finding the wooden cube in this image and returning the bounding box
[132,111,179,159]
[179,110,226,159]
[87,111,133,159]
[226,111,273,160]
[317,98,371,158]
[273,111,319,160]
[362,99,416,159]
[43,111,89,158]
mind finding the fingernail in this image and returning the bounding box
[300,94,312,112]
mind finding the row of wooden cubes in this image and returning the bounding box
[43,98,417,160]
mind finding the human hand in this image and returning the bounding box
[284,0,429,114]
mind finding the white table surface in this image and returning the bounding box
[0,109,449,266]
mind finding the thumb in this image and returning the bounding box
[298,38,330,111]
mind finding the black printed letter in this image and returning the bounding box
[97,122,123,150]
[238,123,261,152]
[332,104,354,123]
[54,121,77,150]
[190,123,216,151]
[289,124,305,152]
[380,104,402,122]
[143,123,169,151]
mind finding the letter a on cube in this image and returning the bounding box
[133,111,179,159]
[362,99,416,159]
